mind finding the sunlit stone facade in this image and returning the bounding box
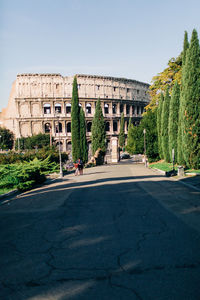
[0,73,150,154]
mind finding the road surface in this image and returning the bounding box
[0,161,200,299]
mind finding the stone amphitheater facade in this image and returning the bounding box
[0,73,150,154]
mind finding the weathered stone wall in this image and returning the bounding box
[0,73,150,151]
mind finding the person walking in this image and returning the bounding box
[78,158,84,175]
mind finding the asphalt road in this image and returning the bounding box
[0,161,200,300]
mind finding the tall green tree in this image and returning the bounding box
[126,118,135,154]
[168,81,180,163]
[181,29,200,168]
[91,99,106,155]
[79,108,88,163]
[182,31,189,65]
[157,93,164,158]
[177,31,189,165]
[140,109,159,161]
[161,87,170,162]
[71,76,80,161]
[0,127,14,150]
[119,112,125,149]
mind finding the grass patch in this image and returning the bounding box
[185,169,200,174]
[0,188,15,196]
[149,161,200,174]
[149,161,176,172]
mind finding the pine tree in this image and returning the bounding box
[161,87,170,162]
[71,76,80,161]
[91,99,106,155]
[79,108,88,163]
[157,93,164,159]
[119,112,125,149]
[168,81,180,163]
[181,29,200,168]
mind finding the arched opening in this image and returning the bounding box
[66,122,71,133]
[104,103,109,114]
[86,103,91,114]
[87,122,92,132]
[126,105,130,115]
[66,103,71,114]
[55,122,62,133]
[105,121,110,132]
[66,141,72,151]
[137,106,140,115]
[112,104,117,114]
[55,103,62,114]
[113,121,118,132]
[44,104,51,114]
[56,141,63,152]
[120,104,124,113]
[44,123,51,133]
[132,106,135,115]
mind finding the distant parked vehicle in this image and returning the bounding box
[120,153,130,159]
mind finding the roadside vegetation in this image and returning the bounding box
[126,29,200,172]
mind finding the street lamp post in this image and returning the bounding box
[143,128,147,167]
[55,116,63,178]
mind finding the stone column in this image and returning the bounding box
[110,137,119,163]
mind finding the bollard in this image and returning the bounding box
[178,166,184,177]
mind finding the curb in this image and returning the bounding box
[150,167,200,191]
[0,189,18,200]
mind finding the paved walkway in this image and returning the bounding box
[0,161,200,299]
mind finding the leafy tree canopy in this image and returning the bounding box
[0,127,14,150]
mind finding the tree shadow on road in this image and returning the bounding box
[1,171,200,300]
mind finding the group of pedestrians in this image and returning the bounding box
[74,158,84,176]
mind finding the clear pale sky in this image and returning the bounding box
[0,0,200,111]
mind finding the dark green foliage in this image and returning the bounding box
[79,108,88,163]
[177,31,190,165]
[168,81,180,163]
[16,133,51,150]
[141,109,159,162]
[161,87,171,162]
[181,29,200,168]
[182,31,189,65]
[0,127,14,150]
[157,93,164,159]
[0,147,68,165]
[0,156,59,191]
[91,99,106,155]
[125,109,159,162]
[71,76,80,161]
[119,113,125,148]
[126,118,135,154]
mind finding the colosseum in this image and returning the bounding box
[0,73,150,156]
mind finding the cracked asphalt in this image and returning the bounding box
[0,160,200,300]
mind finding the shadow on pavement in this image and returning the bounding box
[0,172,200,300]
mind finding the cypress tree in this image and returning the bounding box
[126,118,135,154]
[182,31,189,65]
[79,108,88,163]
[91,99,106,155]
[168,81,180,163]
[161,87,170,162]
[119,112,125,149]
[71,76,80,161]
[181,29,200,168]
[177,31,189,165]
[157,93,164,159]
